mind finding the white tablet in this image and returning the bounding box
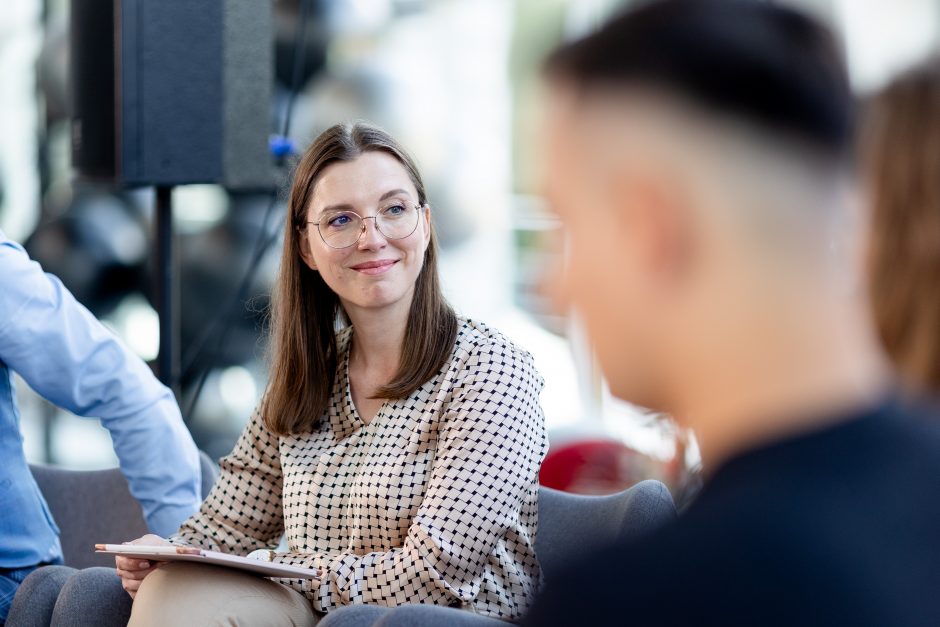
[96,544,320,580]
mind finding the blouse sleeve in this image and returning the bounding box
[171,408,285,553]
[271,339,548,617]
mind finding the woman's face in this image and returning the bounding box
[299,151,431,313]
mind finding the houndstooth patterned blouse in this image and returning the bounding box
[172,317,549,620]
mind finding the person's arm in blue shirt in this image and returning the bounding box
[0,232,201,536]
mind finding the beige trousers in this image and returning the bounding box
[128,562,320,627]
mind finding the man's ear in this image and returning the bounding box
[617,171,694,283]
[298,228,318,271]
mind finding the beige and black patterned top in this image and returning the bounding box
[173,317,549,620]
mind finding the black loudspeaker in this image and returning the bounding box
[71,0,274,189]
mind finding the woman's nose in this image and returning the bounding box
[357,217,386,249]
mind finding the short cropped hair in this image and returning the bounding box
[546,0,854,160]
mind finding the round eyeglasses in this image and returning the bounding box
[306,202,424,249]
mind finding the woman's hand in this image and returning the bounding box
[115,534,170,599]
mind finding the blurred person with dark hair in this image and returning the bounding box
[862,58,940,395]
[104,122,549,625]
[523,1,940,626]
[0,230,201,625]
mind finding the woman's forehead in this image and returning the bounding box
[311,152,418,211]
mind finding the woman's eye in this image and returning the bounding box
[384,204,406,216]
[328,214,352,227]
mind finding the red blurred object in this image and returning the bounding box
[539,439,642,495]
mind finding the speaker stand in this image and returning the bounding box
[154,185,180,399]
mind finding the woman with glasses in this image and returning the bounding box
[116,122,549,625]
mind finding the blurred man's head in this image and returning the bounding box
[542,0,861,420]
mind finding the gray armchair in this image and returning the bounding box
[28,451,218,569]
[29,459,675,625]
[319,480,677,627]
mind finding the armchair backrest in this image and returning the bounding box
[29,451,218,568]
[535,480,677,580]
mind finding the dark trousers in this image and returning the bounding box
[4,566,130,627]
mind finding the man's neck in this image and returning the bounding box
[674,302,893,473]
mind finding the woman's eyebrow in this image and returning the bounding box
[319,189,411,215]
[378,188,410,202]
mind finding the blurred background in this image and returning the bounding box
[1,0,936,499]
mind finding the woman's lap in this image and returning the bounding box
[129,562,319,626]
[8,562,317,627]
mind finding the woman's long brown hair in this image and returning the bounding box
[862,60,940,393]
[261,122,458,435]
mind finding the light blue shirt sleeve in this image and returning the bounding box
[0,231,201,536]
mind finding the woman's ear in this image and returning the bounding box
[422,204,432,248]
[298,227,318,271]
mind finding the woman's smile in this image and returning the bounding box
[349,259,399,275]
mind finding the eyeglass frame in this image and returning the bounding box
[303,203,428,249]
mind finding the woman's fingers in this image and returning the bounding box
[115,534,170,572]
[117,562,166,599]
[121,576,142,599]
[116,563,160,580]
[114,535,173,598]
[115,555,151,571]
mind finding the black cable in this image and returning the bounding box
[179,192,280,377]
[182,209,285,420]
[182,0,312,420]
